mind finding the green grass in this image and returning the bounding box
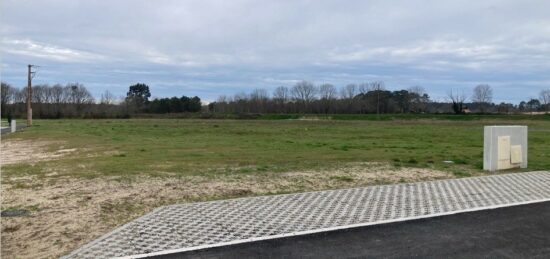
[2,117,549,180]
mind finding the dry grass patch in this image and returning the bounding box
[1,162,454,259]
[1,139,77,166]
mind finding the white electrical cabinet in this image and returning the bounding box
[484,126,528,171]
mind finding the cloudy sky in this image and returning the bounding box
[2,0,549,103]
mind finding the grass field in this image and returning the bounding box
[3,117,550,178]
[1,116,549,258]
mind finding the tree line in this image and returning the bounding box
[2,80,549,119]
[1,82,201,118]
[209,81,550,114]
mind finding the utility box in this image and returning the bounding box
[11,120,16,133]
[484,126,527,171]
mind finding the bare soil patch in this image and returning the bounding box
[1,139,76,165]
[1,163,454,259]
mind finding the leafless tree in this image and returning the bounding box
[217,95,228,103]
[448,89,467,114]
[250,88,269,102]
[540,89,550,112]
[273,86,289,103]
[44,85,54,103]
[16,87,27,103]
[1,82,14,114]
[50,84,65,103]
[340,84,357,99]
[32,84,48,104]
[100,90,116,105]
[340,84,358,112]
[358,83,370,94]
[250,88,269,113]
[1,82,13,105]
[319,84,337,100]
[319,83,337,113]
[291,81,317,103]
[213,95,228,112]
[472,84,493,113]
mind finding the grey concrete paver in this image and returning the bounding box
[63,171,550,259]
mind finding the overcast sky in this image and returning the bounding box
[1,0,549,103]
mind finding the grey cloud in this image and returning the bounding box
[1,0,549,103]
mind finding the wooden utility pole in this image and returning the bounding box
[27,64,36,126]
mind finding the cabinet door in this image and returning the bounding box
[497,136,511,170]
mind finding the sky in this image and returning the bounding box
[1,0,549,103]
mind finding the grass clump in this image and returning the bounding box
[330,176,354,182]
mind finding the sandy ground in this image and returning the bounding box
[1,139,76,165]
[1,139,454,259]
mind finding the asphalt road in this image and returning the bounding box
[150,201,550,259]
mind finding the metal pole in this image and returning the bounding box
[27,64,33,126]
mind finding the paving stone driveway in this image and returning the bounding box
[64,171,550,259]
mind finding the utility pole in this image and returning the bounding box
[27,64,37,126]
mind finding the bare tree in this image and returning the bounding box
[32,84,48,104]
[339,84,358,113]
[472,84,493,113]
[1,82,13,105]
[368,81,385,92]
[100,90,116,105]
[43,85,54,103]
[213,95,228,112]
[540,89,550,112]
[51,84,65,104]
[340,84,357,99]
[15,87,27,103]
[273,86,289,103]
[250,88,269,113]
[291,81,317,103]
[319,84,337,100]
[358,83,370,94]
[250,88,269,102]
[217,95,228,103]
[1,82,14,114]
[319,83,337,113]
[448,89,467,114]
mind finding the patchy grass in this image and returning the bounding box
[2,118,549,181]
[1,117,550,258]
